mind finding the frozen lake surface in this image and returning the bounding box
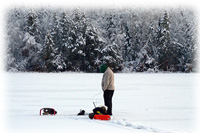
[4,73,200,133]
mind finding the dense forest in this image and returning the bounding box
[6,7,198,72]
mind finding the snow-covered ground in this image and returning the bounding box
[3,73,200,133]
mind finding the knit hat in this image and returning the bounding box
[100,64,107,73]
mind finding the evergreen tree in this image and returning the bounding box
[60,11,71,54]
[20,10,43,71]
[134,23,158,72]
[101,13,123,72]
[52,53,67,72]
[56,11,72,71]
[157,11,171,71]
[178,10,196,72]
[25,10,41,43]
[85,22,103,72]
[6,8,26,71]
[43,32,56,72]
[132,21,143,61]
[51,13,60,52]
[101,42,123,72]
[22,32,42,71]
[68,10,87,71]
[122,24,133,62]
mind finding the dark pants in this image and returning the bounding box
[104,90,114,115]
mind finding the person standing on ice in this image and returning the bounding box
[100,64,115,116]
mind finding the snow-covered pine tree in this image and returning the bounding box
[100,12,123,72]
[66,18,76,71]
[22,32,42,71]
[25,10,41,43]
[180,10,197,72]
[6,47,17,72]
[37,8,53,45]
[157,11,172,71]
[43,31,56,72]
[135,24,158,72]
[84,21,103,72]
[122,24,132,62]
[17,10,44,71]
[101,43,123,72]
[6,8,26,71]
[52,53,67,72]
[148,23,159,60]
[133,21,143,61]
[60,11,71,54]
[51,13,61,52]
[53,11,71,71]
[68,10,87,71]
[175,10,197,72]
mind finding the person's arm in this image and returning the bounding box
[102,72,110,91]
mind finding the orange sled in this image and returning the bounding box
[93,115,111,120]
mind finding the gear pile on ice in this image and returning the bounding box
[40,108,57,115]
[89,106,111,120]
[77,109,85,115]
[39,104,110,121]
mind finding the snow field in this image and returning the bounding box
[4,73,199,133]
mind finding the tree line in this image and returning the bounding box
[6,7,198,72]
